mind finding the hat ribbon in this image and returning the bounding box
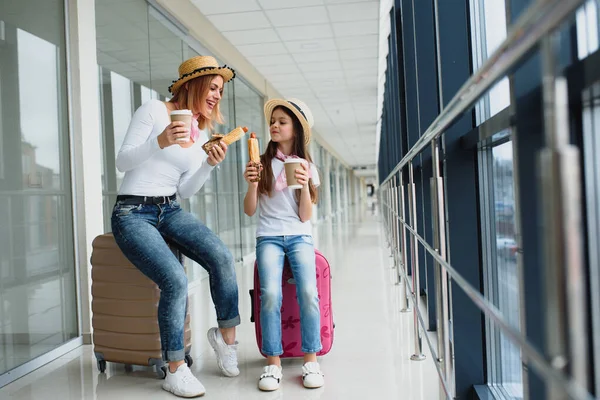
[287,101,307,122]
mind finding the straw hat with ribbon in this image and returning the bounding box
[264,98,314,146]
[168,56,236,95]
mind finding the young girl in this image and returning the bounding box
[243,98,324,391]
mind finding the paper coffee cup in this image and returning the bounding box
[284,159,304,190]
[170,109,192,142]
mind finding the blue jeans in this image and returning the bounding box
[256,235,322,356]
[111,197,240,362]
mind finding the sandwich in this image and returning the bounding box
[202,126,248,154]
[247,132,262,182]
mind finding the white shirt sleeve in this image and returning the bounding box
[115,101,161,172]
[310,164,321,188]
[176,136,215,199]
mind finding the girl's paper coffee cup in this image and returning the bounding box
[284,159,304,190]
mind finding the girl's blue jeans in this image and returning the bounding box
[256,235,322,356]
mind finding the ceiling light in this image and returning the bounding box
[301,42,320,50]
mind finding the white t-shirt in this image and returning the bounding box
[116,99,214,199]
[256,159,321,237]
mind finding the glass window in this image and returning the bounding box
[310,141,323,221]
[110,72,134,182]
[318,145,331,223]
[0,0,78,379]
[148,6,188,99]
[140,85,160,104]
[331,160,339,222]
[96,0,152,231]
[479,135,523,399]
[581,82,600,397]
[0,66,3,180]
[96,0,225,282]
[469,0,511,123]
[96,0,266,281]
[232,79,265,257]
[210,80,240,260]
[576,0,600,60]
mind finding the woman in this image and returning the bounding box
[111,56,240,398]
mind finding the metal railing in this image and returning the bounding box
[378,0,593,399]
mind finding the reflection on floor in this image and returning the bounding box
[0,205,440,399]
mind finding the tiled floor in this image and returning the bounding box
[0,207,440,399]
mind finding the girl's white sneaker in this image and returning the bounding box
[258,365,283,391]
[301,362,324,389]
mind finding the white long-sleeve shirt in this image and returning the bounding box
[116,99,214,199]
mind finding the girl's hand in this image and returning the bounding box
[207,141,227,166]
[244,162,261,186]
[295,162,310,187]
[157,121,190,148]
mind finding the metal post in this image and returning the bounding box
[394,177,400,267]
[409,162,426,361]
[390,182,394,241]
[394,174,403,284]
[431,175,443,346]
[387,182,393,249]
[432,140,453,396]
[384,182,390,247]
[399,176,411,313]
[391,176,401,285]
[391,176,398,263]
[540,35,589,398]
[432,0,453,389]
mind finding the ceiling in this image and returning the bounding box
[190,0,382,170]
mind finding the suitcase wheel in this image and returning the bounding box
[124,364,133,372]
[185,354,193,368]
[156,365,167,379]
[97,360,107,373]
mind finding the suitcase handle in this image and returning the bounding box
[249,289,255,323]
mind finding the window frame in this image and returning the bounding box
[478,129,525,400]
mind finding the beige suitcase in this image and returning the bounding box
[91,233,192,378]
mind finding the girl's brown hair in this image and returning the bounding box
[258,106,318,204]
[169,74,224,131]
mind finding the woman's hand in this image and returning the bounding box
[244,162,261,186]
[207,141,227,166]
[157,121,189,149]
[295,162,310,187]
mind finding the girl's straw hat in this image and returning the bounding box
[168,56,235,94]
[264,98,314,145]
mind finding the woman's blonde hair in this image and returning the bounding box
[169,74,225,131]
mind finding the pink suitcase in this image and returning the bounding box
[250,250,334,358]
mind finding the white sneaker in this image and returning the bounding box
[162,363,206,398]
[302,362,324,389]
[258,365,283,391]
[207,327,239,377]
